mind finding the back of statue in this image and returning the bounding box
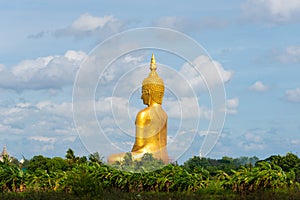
[132,103,168,163]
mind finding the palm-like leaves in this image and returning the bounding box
[221,161,294,192]
[0,162,25,192]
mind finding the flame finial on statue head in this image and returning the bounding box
[150,53,157,71]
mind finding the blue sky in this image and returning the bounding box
[1,0,300,163]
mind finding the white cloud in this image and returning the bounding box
[242,143,265,151]
[27,13,130,40]
[236,131,265,151]
[227,98,239,108]
[0,64,6,71]
[290,139,300,145]
[164,97,210,119]
[70,14,115,32]
[36,101,73,118]
[275,46,300,63]
[154,16,191,31]
[183,55,232,88]
[54,13,127,38]
[16,102,31,108]
[242,0,300,24]
[198,130,219,136]
[123,55,144,64]
[64,50,87,61]
[0,50,86,90]
[0,97,81,158]
[29,136,56,143]
[166,55,233,95]
[249,81,268,92]
[245,132,262,143]
[0,124,22,134]
[285,88,300,103]
[0,100,74,136]
[225,98,239,115]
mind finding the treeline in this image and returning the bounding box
[1,149,300,198]
[183,155,259,175]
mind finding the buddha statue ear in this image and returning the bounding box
[146,88,151,95]
[146,88,152,104]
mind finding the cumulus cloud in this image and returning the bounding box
[285,88,300,103]
[290,139,300,145]
[242,0,300,24]
[27,13,130,40]
[166,55,232,95]
[225,98,239,115]
[164,97,210,120]
[123,55,144,64]
[237,131,265,151]
[0,100,74,133]
[183,55,232,88]
[70,14,115,32]
[244,132,262,143]
[0,50,86,90]
[275,46,300,63]
[29,136,56,143]
[153,16,192,31]
[0,97,79,157]
[249,81,268,92]
[54,13,127,39]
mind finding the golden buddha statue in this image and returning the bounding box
[108,54,169,164]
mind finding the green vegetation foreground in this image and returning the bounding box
[1,149,300,199]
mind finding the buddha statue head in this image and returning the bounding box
[141,54,165,105]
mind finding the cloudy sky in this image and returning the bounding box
[1,0,300,163]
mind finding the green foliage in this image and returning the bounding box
[222,161,295,192]
[65,148,88,166]
[65,148,76,161]
[27,155,50,172]
[27,155,68,173]
[88,152,103,164]
[111,152,165,172]
[46,157,68,172]
[263,152,300,182]
[66,163,103,196]
[1,149,300,198]
[183,155,259,176]
[0,161,25,192]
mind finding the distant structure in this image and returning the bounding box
[0,145,11,162]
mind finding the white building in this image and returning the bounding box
[0,145,10,162]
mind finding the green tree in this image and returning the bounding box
[65,148,76,163]
[135,153,164,172]
[183,156,210,171]
[263,152,300,182]
[0,159,25,192]
[46,157,68,172]
[27,155,50,172]
[89,152,103,164]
